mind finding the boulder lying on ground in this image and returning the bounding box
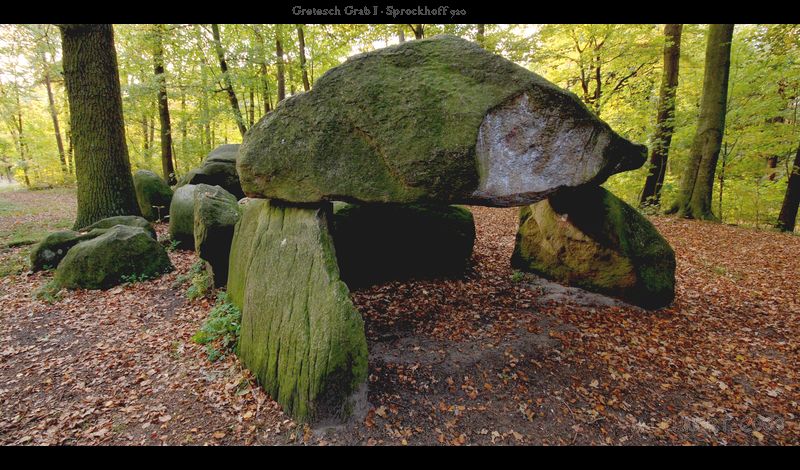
[511,186,676,309]
[80,215,156,240]
[238,35,646,207]
[178,144,244,199]
[331,203,475,287]
[133,170,173,221]
[168,184,199,249]
[30,229,104,272]
[54,225,173,290]
[193,185,240,286]
[32,216,157,271]
[228,199,368,423]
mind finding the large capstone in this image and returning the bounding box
[80,215,156,240]
[133,169,173,221]
[228,199,368,423]
[169,184,199,249]
[178,144,244,199]
[193,184,240,286]
[238,35,645,207]
[54,225,173,290]
[30,229,105,272]
[511,186,676,309]
[331,203,475,287]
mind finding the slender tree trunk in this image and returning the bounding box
[476,24,485,47]
[42,56,68,175]
[410,24,424,39]
[153,24,176,185]
[777,142,800,232]
[296,24,311,92]
[397,25,405,43]
[669,24,734,220]
[58,24,141,229]
[248,86,255,126]
[640,24,683,208]
[141,114,151,160]
[275,25,286,102]
[211,23,247,138]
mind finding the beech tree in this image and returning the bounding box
[669,24,735,220]
[152,24,176,185]
[58,24,141,229]
[640,24,683,208]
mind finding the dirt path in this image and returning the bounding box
[1,189,799,445]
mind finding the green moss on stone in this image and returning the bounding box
[54,225,173,290]
[228,199,368,423]
[512,186,675,309]
[169,184,199,249]
[29,229,106,271]
[133,170,173,221]
[193,184,240,286]
[80,215,156,240]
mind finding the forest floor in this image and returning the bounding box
[0,187,798,445]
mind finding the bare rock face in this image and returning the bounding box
[238,35,645,207]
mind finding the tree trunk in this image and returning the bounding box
[777,142,800,232]
[297,24,311,92]
[142,114,151,160]
[276,25,286,102]
[397,25,405,43]
[211,23,247,138]
[669,24,734,220]
[640,24,683,208]
[153,24,176,185]
[410,24,424,40]
[42,55,68,175]
[58,24,141,229]
[476,24,485,48]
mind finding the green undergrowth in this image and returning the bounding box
[192,292,242,362]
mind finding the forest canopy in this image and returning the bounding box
[0,24,798,229]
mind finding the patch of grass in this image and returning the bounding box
[510,270,526,283]
[33,280,63,304]
[0,249,29,278]
[192,292,242,362]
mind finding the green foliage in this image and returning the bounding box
[33,279,62,303]
[510,270,525,283]
[186,264,212,301]
[191,292,241,361]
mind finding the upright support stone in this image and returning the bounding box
[228,199,368,423]
[193,184,240,286]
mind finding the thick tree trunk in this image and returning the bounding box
[276,25,286,102]
[297,24,311,92]
[58,24,141,229]
[640,24,683,208]
[410,24,424,40]
[211,23,247,138]
[670,24,734,220]
[153,24,176,185]
[777,142,800,232]
[42,56,68,175]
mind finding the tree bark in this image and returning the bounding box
[211,23,247,138]
[476,24,485,48]
[777,142,800,232]
[297,24,311,92]
[410,24,424,40]
[42,54,68,175]
[152,24,176,185]
[397,25,405,43]
[275,25,286,102]
[58,24,141,229]
[640,24,683,208]
[669,24,734,220]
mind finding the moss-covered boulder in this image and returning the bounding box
[29,229,105,272]
[80,215,156,240]
[511,186,676,309]
[228,199,368,423]
[239,35,646,207]
[331,203,475,287]
[168,184,199,249]
[193,184,240,286]
[133,169,173,221]
[54,225,173,290]
[178,145,244,199]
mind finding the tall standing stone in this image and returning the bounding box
[228,199,368,423]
